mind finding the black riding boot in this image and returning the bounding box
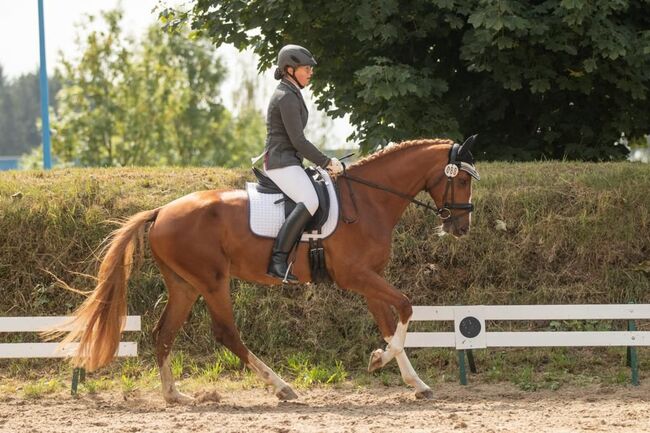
[267,203,312,283]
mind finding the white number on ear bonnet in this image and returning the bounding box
[444,164,459,178]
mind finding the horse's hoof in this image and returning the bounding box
[164,392,195,405]
[415,388,434,400]
[276,386,298,401]
[367,348,384,372]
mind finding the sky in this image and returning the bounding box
[0,0,354,148]
[0,1,159,79]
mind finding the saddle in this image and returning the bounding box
[249,166,336,284]
[252,167,330,233]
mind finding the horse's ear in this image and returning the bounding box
[458,134,478,163]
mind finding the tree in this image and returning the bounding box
[0,66,16,155]
[166,0,650,160]
[0,67,60,156]
[52,8,265,167]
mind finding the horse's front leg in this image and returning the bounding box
[348,272,411,369]
[368,317,410,372]
[341,271,431,398]
[365,298,433,399]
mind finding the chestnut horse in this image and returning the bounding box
[53,137,479,403]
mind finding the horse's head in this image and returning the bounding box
[426,135,480,237]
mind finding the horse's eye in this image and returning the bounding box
[459,178,468,187]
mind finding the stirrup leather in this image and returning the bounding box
[283,262,295,284]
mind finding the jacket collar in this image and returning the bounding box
[280,78,302,95]
[280,78,307,110]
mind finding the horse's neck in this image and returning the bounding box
[347,145,444,227]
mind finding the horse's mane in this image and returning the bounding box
[351,138,453,167]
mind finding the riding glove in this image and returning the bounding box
[327,158,344,175]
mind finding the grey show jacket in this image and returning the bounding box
[264,79,330,170]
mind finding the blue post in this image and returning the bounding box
[38,0,52,170]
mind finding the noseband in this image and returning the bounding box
[338,143,480,224]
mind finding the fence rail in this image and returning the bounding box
[406,304,649,385]
[0,315,141,393]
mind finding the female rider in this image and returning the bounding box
[263,44,343,283]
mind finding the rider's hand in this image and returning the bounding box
[326,158,344,175]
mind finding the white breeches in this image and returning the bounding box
[264,165,319,216]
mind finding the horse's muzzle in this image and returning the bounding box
[442,219,470,237]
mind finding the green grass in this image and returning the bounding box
[200,361,224,383]
[120,374,137,394]
[1,345,647,398]
[286,352,348,387]
[22,379,63,399]
[512,365,538,391]
[80,377,112,394]
[171,352,185,378]
[215,348,241,371]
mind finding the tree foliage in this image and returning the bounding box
[52,8,265,167]
[168,0,650,160]
[0,67,60,156]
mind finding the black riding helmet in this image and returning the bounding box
[274,44,317,88]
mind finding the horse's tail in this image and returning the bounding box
[44,208,160,371]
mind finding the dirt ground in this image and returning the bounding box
[0,382,648,433]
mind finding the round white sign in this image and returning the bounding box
[444,164,459,177]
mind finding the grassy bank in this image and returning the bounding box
[0,162,649,386]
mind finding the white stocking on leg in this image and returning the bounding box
[246,353,298,400]
[368,319,411,371]
[394,351,433,399]
[160,354,194,404]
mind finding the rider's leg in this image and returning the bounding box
[264,165,319,282]
[266,203,311,282]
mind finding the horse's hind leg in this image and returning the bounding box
[366,298,433,399]
[152,260,199,404]
[203,276,298,401]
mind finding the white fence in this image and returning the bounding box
[405,305,650,384]
[0,315,141,393]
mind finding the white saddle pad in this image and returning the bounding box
[247,167,339,241]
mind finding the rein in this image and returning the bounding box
[337,167,474,224]
[334,144,477,224]
[338,171,444,224]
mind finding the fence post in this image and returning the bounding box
[71,368,81,395]
[457,350,468,385]
[627,319,639,386]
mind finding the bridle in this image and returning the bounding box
[337,143,480,224]
[434,141,480,220]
